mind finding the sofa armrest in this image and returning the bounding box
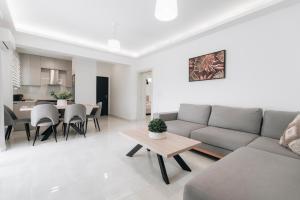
[153,112,178,121]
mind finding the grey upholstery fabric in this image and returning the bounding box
[184,147,300,200]
[4,105,17,126]
[165,120,206,137]
[87,102,102,119]
[208,105,263,134]
[95,102,102,119]
[248,137,300,159]
[4,106,14,126]
[261,110,299,140]
[178,104,211,124]
[64,104,86,124]
[191,127,258,151]
[153,112,178,121]
[31,104,59,127]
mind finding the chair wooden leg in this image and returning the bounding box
[52,125,57,142]
[24,123,31,141]
[93,118,97,129]
[33,126,40,146]
[63,123,66,137]
[81,122,84,132]
[85,119,88,133]
[66,124,70,141]
[96,118,100,131]
[5,125,13,140]
[82,122,86,137]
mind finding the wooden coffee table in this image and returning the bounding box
[120,129,201,184]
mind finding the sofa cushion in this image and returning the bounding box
[261,110,299,140]
[280,114,300,147]
[191,127,258,151]
[178,104,211,124]
[165,120,206,138]
[208,105,262,134]
[248,137,300,159]
[183,147,300,200]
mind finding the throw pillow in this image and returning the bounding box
[288,139,300,155]
[279,114,300,148]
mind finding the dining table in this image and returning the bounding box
[19,104,99,141]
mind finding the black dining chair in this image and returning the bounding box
[4,105,31,141]
[85,102,102,132]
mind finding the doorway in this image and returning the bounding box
[96,76,109,115]
[138,71,152,120]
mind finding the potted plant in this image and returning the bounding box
[50,90,72,107]
[148,119,167,139]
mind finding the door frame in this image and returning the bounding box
[137,71,153,120]
[96,75,111,115]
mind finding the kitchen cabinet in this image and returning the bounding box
[20,54,41,86]
[21,54,72,87]
[65,61,72,87]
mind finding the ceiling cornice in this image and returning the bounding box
[5,0,297,59]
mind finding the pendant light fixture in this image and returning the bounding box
[107,22,121,52]
[155,0,178,22]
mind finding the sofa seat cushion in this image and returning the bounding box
[165,120,206,138]
[208,105,262,134]
[184,147,300,200]
[178,104,211,124]
[191,127,258,151]
[248,137,300,159]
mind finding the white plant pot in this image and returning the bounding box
[57,99,67,107]
[148,131,167,140]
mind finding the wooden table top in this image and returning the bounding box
[19,104,99,112]
[120,128,201,158]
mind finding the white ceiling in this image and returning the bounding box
[6,0,287,58]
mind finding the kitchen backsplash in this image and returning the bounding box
[14,85,72,100]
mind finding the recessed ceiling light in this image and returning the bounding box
[107,22,121,52]
[107,39,121,52]
[155,0,178,22]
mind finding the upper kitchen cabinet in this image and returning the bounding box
[20,53,72,87]
[65,61,72,87]
[41,57,72,87]
[20,54,41,86]
[41,57,62,70]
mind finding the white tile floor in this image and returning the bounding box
[0,116,215,200]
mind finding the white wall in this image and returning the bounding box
[138,3,300,113]
[110,64,137,120]
[73,57,97,104]
[1,50,13,108]
[0,50,6,151]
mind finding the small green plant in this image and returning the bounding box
[148,119,167,133]
[50,90,72,100]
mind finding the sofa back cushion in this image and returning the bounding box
[208,105,263,134]
[178,104,211,125]
[261,110,299,140]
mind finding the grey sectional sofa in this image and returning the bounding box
[154,104,300,200]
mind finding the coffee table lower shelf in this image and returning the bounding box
[126,144,192,184]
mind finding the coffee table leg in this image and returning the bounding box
[157,154,170,184]
[173,155,191,172]
[126,144,143,157]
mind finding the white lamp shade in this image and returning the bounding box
[107,39,121,52]
[155,0,178,21]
